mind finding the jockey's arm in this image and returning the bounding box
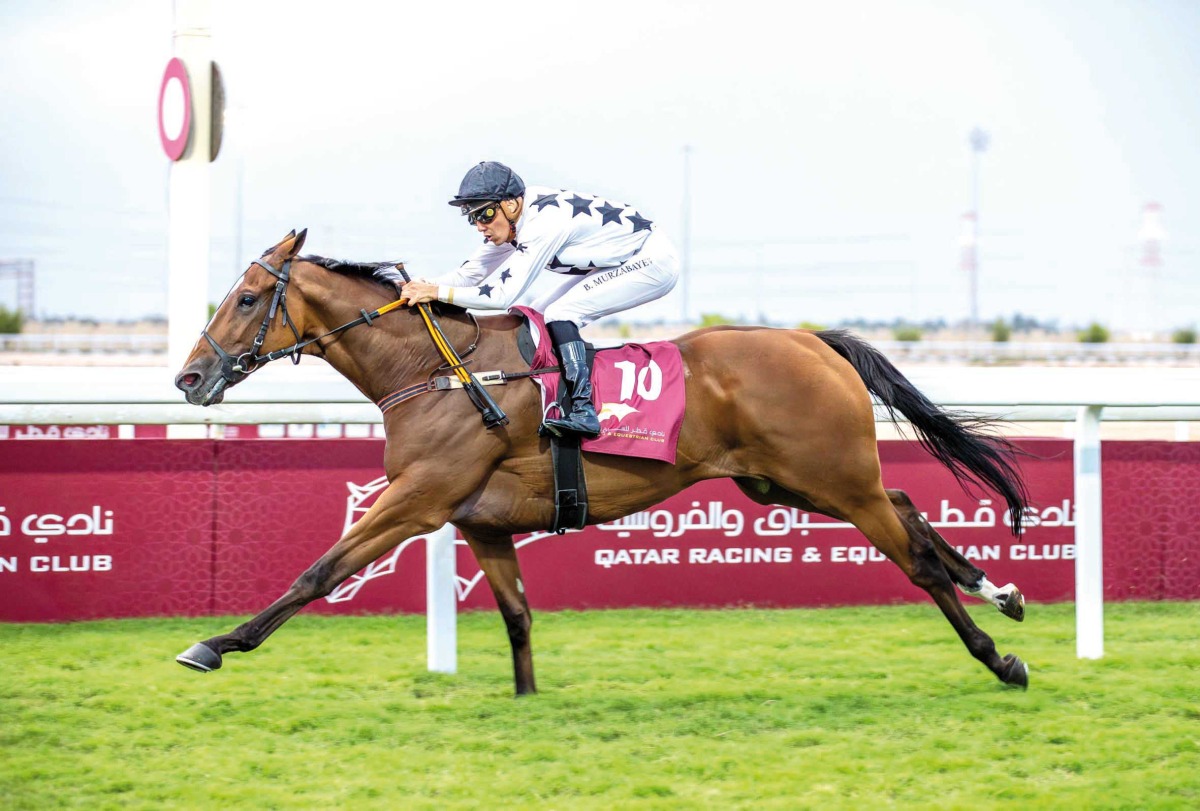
[431,241,512,288]
[432,226,571,311]
[398,242,511,305]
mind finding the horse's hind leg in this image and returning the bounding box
[460,529,537,696]
[733,477,1027,687]
[842,488,1029,688]
[886,489,1025,622]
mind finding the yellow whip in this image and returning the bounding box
[394,268,508,428]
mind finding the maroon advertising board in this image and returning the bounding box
[0,441,214,621]
[1,438,1197,622]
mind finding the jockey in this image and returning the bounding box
[400,161,680,438]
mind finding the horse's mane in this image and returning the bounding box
[298,255,404,292]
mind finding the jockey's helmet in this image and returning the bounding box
[448,161,525,213]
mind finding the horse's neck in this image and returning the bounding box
[309,296,498,405]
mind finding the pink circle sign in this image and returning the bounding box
[158,57,192,161]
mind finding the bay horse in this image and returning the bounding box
[174,230,1032,694]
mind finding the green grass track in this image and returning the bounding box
[2,602,1197,809]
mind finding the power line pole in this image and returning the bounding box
[967,127,989,327]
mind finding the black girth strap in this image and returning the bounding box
[547,344,597,534]
[550,433,588,534]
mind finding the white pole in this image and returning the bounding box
[167,0,212,375]
[1074,404,1104,659]
[681,145,692,326]
[426,524,458,673]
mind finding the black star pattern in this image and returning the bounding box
[596,201,624,226]
[566,194,592,217]
[512,241,529,253]
[478,284,494,298]
[500,269,512,283]
[628,212,653,233]
[532,193,560,211]
[547,255,571,270]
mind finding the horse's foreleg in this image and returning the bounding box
[460,529,536,696]
[843,490,1029,688]
[886,488,1024,622]
[176,482,450,674]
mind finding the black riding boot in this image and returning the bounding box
[543,320,601,439]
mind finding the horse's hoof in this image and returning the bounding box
[176,642,222,673]
[998,654,1029,689]
[996,584,1025,622]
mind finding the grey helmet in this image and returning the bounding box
[447,161,525,211]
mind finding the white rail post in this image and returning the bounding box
[426,524,458,673]
[1074,405,1104,659]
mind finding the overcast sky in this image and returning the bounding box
[1,0,1197,332]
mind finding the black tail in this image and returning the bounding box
[816,330,1031,536]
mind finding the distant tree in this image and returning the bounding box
[991,318,1011,343]
[797,320,827,331]
[0,305,24,334]
[208,303,218,321]
[1172,327,1197,345]
[698,313,734,328]
[892,324,922,342]
[1078,322,1110,344]
[617,322,632,339]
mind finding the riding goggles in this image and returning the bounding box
[465,203,501,226]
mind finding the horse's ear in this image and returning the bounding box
[274,228,307,259]
[288,228,308,257]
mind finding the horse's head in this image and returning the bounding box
[175,229,310,406]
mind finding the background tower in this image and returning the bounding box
[966,127,990,327]
[0,260,34,319]
[1132,202,1166,336]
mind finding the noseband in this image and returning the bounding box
[202,258,304,384]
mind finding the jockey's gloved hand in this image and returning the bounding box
[399,281,439,306]
[391,277,429,299]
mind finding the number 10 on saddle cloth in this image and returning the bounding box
[516,306,685,464]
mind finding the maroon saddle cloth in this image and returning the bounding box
[512,306,686,464]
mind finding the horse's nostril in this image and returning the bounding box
[176,372,201,391]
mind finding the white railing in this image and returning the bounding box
[4,336,1199,364]
[0,334,168,353]
[2,362,1199,667]
[872,340,1200,365]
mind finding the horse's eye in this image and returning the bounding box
[238,294,256,308]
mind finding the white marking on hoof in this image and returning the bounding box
[959,577,1017,610]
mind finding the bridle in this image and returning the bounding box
[199,256,510,425]
[200,257,477,385]
[202,257,304,385]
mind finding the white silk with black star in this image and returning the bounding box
[433,184,655,310]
